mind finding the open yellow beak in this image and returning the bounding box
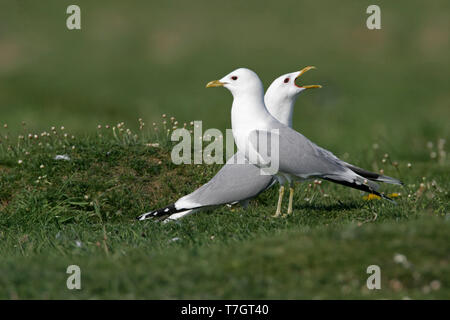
[295,66,322,89]
[206,80,226,88]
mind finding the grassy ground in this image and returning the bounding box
[0,125,448,299]
[0,1,449,299]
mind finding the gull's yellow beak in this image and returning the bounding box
[206,80,226,88]
[295,66,322,89]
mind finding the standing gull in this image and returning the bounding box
[137,68,320,221]
[206,68,402,216]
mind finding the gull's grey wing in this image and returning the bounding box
[248,127,348,178]
[342,162,403,185]
[137,151,275,220]
[179,151,275,207]
[254,126,402,185]
[247,127,396,200]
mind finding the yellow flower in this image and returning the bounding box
[388,193,400,198]
[363,194,381,201]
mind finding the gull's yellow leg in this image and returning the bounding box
[273,186,285,217]
[287,187,294,215]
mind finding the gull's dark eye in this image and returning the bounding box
[284,78,289,83]
[231,76,238,80]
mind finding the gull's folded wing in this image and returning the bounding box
[175,151,275,209]
[248,127,348,179]
[137,151,275,221]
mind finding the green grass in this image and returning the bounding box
[0,0,449,299]
[0,125,448,299]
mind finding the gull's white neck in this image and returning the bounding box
[265,95,297,128]
[232,93,272,128]
[231,90,279,154]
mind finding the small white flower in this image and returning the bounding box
[430,280,441,291]
[394,253,407,264]
[393,253,411,268]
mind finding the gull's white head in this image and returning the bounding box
[266,66,321,106]
[265,66,322,127]
[206,68,264,100]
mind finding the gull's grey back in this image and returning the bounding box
[249,126,347,178]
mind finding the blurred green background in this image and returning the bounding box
[1,0,448,158]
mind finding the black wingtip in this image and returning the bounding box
[344,163,403,186]
[323,177,397,204]
[137,203,182,221]
[379,192,397,205]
